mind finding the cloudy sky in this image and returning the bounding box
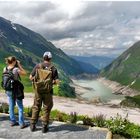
[0,1,140,57]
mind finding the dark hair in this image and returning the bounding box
[43,55,51,61]
[5,56,16,64]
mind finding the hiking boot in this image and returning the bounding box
[20,123,28,129]
[11,122,19,127]
[30,123,36,132]
[42,125,49,133]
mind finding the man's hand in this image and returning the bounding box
[29,75,34,81]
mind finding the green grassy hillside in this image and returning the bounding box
[100,41,140,91]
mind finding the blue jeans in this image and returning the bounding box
[6,91,25,126]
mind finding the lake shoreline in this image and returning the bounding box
[70,78,124,106]
[70,76,140,106]
[97,77,139,96]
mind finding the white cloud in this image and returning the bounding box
[0,1,140,57]
[134,36,140,40]
[122,41,133,46]
[107,37,114,40]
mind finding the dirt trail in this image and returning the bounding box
[0,92,140,125]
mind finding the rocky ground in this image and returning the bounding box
[0,113,110,139]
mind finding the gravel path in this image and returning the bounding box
[0,92,140,125]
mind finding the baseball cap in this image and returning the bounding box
[43,51,52,58]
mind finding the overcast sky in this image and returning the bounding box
[0,1,140,57]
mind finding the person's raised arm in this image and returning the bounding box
[17,61,27,75]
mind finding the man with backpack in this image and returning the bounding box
[29,51,59,133]
[2,56,28,129]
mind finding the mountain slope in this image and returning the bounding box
[0,17,84,75]
[100,41,140,91]
[75,60,99,74]
[71,55,114,70]
[0,16,87,97]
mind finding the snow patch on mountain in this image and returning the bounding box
[19,42,23,45]
[130,80,136,86]
[124,53,131,61]
[11,22,17,31]
[0,31,7,38]
[14,48,23,53]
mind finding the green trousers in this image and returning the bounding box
[30,91,53,125]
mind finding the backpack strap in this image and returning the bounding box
[6,66,21,81]
[47,64,53,71]
[39,63,53,71]
[40,63,45,69]
[17,73,21,81]
[6,66,15,73]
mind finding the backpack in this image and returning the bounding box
[33,64,53,94]
[1,67,15,91]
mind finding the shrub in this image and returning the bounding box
[105,113,129,135]
[50,109,60,120]
[82,116,94,126]
[70,112,77,123]
[50,109,69,122]
[92,114,106,127]
[0,103,3,113]
[24,107,32,117]
[1,103,9,114]
[120,95,140,108]
[56,112,65,122]
[124,123,140,138]
[14,107,18,115]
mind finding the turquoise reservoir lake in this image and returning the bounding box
[74,79,124,103]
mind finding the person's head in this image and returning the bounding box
[43,51,52,62]
[5,56,17,66]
